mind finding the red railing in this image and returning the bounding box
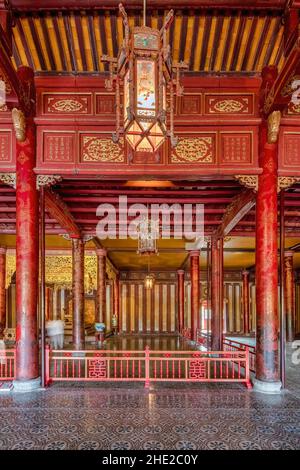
[0,349,16,380]
[196,329,211,349]
[223,337,256,372]
[46,346,251,388]
[181,328,191,340]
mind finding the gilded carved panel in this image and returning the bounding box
[170,136,215,164]
[81,136,125,163]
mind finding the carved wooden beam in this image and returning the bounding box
[7,1,287,11]
[215,189,256,238]
[44,189,81,239]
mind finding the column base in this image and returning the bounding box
[13,377,41,392]
[252,378,282,394]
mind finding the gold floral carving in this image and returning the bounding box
[213,99,244,113]
[82,137,125,162]
[281,75,300,97]
[12,108,26,142]
[288,102,300,114]
[267,110,281,144]
[5,253,115,289]
[36,175,62,190]
[171,137,213,163]
[234,175,258,192]
[49,99,84,113]
[0,73,12,96]
[278,176,300,192]
[6,254,16,288]
[0,173,16,189]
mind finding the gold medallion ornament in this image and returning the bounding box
[50,99,84,113]
[171,137,213,163]
[82,137,125,162]
[12,108,26,142]
[213,99,244,113]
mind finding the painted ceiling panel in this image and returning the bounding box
[11,9,284,73]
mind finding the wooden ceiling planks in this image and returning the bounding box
[11,9,285,73]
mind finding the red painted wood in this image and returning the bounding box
[177,270,185,333]
[190,251,200,341]
[242,270,250,335]
[256,142,279,383]
[0,246,6,330]
[72,238,85,349]
[284,251,295,342]
[15,116,39,382]
[96,248,106,325]
[211,238,223,350]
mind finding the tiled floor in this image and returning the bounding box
[0,336,299,450]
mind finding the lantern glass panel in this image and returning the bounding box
[136,60,156,117]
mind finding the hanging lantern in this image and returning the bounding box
[144,273,155,289]
[102,3,188,153]
[137,216,158,255]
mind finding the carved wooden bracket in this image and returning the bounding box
[0,172,16,188]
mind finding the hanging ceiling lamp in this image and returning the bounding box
[102,2,188,153]
[144,255,155,289]
[137,214,158,255]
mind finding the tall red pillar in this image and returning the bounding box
[190,251,200,341]
[96,249,107,325]
[242,270,250,335]
[284,251,295,342]
[113,273,120,333]
[177,270,185,334]
[72,238,85,349]
[211,238,223,350]
[254,110,281,393]
[0,246,6,332]
[13,68,40,391]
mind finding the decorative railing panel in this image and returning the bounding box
[46,346,251,388]
[0,349,15,380]
[223,337,256,372]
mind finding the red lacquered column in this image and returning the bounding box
[72,238,85,349]
[177,270,185,334]
[211,238,223,350]
[96,249,107,325]
[113,273,120,333]
[254,111,281,393]
[284,251,295,342]
[242,270,250,335]
[14,115,40,390]
[0,246,6,331]
[190,251,200,341]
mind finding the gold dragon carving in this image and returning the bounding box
[82,137,125,162]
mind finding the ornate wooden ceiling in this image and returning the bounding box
[11,8,284,73]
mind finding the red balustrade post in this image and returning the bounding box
[177,270,185,334]
[284,251,295,342]
[72,237,85,350]
[242,270,250,335]
[189,251,200,341]
[254,109,281,394]
[0,246,6,332]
